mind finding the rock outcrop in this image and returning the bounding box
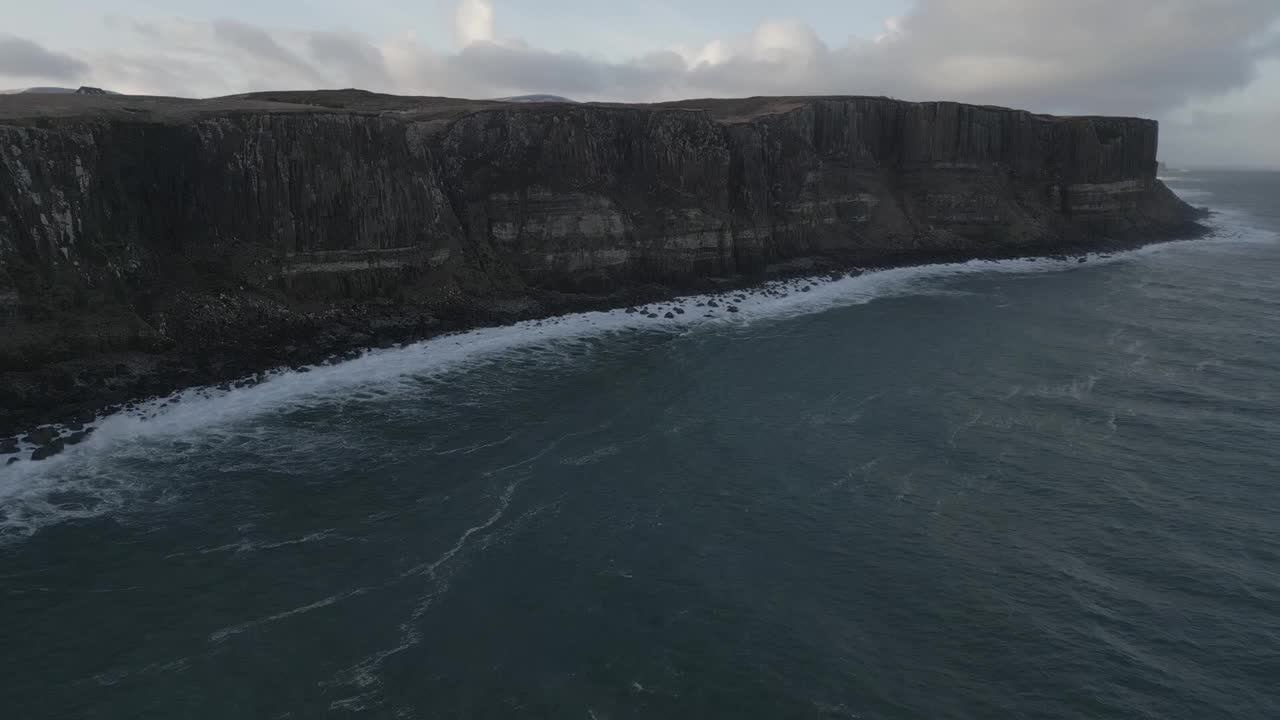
[0,90,1200,433]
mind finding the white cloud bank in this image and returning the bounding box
[2,1,1279,166]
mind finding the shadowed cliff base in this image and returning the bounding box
[0,90,1204,439]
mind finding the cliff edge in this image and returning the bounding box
[0,90,1201,434]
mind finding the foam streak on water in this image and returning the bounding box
[0,183,1272,541]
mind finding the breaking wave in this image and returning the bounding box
[0,184,1272,541]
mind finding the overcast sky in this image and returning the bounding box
[2,0,1278,167]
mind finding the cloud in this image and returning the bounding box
[453,42,609,95]
[212,18,324,86]
[873,0,1280,115]
[0,34,88,82]
[1163,110,1280,168]
[307,32,391,88]
[1263,30,1280,56]
[9,1,1280,164]
[93,52,217,98]
[423,0,1278,118]
[456,0,495,47]
[56,1,1280,115]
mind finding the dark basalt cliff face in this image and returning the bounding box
[0,91,1199,433]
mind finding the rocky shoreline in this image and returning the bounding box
[0,217,1208,466]
[2,91,1203,454]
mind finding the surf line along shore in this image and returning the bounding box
[3,231,1224,472]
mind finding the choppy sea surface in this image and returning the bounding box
[2,170,1278,719]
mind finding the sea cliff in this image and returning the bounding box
[0,90,1200,435]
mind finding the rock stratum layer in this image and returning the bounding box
[0,91,1199,433]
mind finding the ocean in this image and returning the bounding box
[1,171,1278,719]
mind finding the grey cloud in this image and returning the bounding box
[426,0,1280,117]
[94,51,228,98]
[212,19,324,85]
[429,43,682,99]
[452,43,611,96]
[132,22,164,41]
[614,0,1278,117]
[0,35,88,81]
[1263,31,1280,56]
[70,3,1280,114]
[1163,110,1280,168]
[38,3,1280,164]
[874,0,1280,115]
[308,32,391,88]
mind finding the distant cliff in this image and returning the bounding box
[0,90,1200,433]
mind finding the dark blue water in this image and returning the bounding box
[2,171,1278,719]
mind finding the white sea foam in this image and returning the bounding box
[0,193,1274,539]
